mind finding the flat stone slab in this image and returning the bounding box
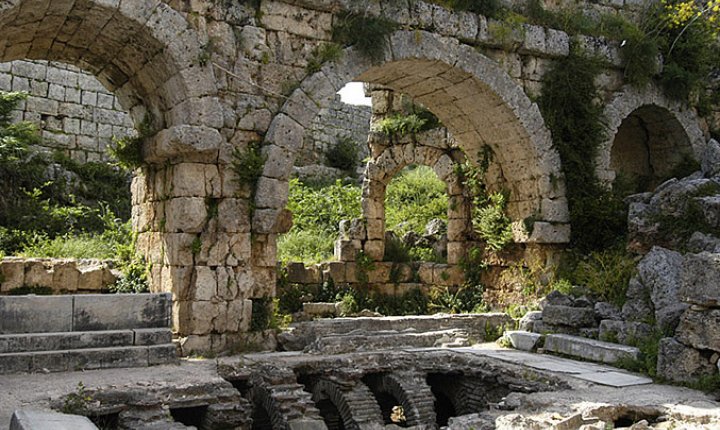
[308,329,470,354]
[0,330,134,353]
[0,344,177,374]
[573,371,653,387]
[452,345,651,387]
[544,334,640,364]
[73,294,172,331]
[0,294,172,335]
[0,296,73,334]
[506,331,542,351]
[10,409,97,430]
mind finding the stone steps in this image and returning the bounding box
[543,333,640,365]
[0,328,171,353]
[0,293,177,374]
[0,344,178,373]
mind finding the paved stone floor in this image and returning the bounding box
[0,345,717,428]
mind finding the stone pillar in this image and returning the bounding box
[132,162,257,355]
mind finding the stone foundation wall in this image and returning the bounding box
[0,60,134,163]
[285,261,465,295]
[0,258,118,294]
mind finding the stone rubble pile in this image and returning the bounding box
[524,139,720,382]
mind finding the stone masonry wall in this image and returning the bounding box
[0,257,118,294]
[0,60,134,163]
[298,94,371,168]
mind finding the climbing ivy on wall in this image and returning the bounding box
[538,48,627,252]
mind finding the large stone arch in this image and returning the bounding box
[597,84,706,186]
[254,30,568,245]
[0,0,223,163]
[362,372,437,427]
[0,0,235,350]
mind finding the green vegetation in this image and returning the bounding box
[280,166,450,264]
[306,43,343,74]
[325,136,359,172]
[8,285,53,295]
[429,0,505,19]
[250,297,290,331]
[538,48,628,253]
[0,90,147,293]
[385,166,448,237]
[373,113,428,138]
[457,154,514,252]
[231,141,266,193]
[331,11,397,62]
[557,246,636,306]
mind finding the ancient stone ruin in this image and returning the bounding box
[1,0,720,428]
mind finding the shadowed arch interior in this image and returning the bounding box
[610,105,694,192]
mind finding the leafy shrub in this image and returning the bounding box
[232,141,266,191]
[385,166,448,237]
[428,285,486,314]
[277,230,336,265]
[474,192,514,251]
[250,297,289,331]
[109,135,143,170]
[373,114,427,138]
[572,246,636,306]
[325,136,358,171]
[306,43,343,74]
[331,11,397,62]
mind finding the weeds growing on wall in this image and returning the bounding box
[456,157,514,252]
[306,43,343,74]
[373,113,427,138]
[538,48,627,252]
[430,0,505,19]
[331,11,397,62]
[231,141,266,197]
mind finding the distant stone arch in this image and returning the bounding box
[598,84,706,188]
[255,30,568,245]
[362,139,471,262]
[311,378,384,429]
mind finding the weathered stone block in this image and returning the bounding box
[303,303,337,318]
[0,259,25,292]
[324,262,346,283]
[542,305,596,328]
[0,296,73,334]
[334,239,358,262]
[657,337,717,383]
[506,331,542,351]
[598,320,653,345]
[73,293,172,331]
[134,328,173,346]
[676,309,720,352]
[165,197,207,233]
[367,262,392,284]
[680,252,720,307]
[544,334,640,364]
[10,410,98,430]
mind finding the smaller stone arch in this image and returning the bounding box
[311,378,384,430]
[362,372,437,427]
[597,84,706,187]
[361,137,471,263]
